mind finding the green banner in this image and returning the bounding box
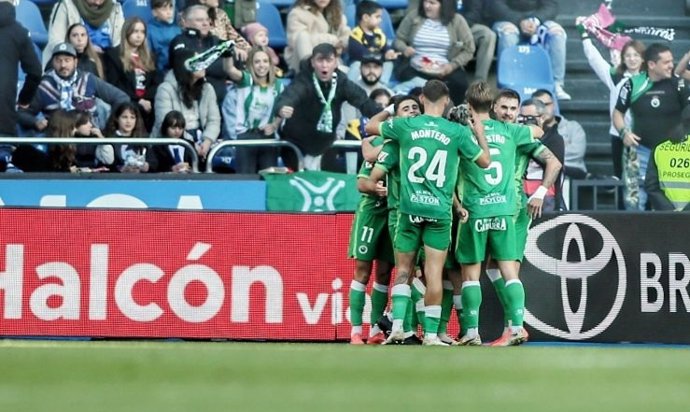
[263,171,360,212]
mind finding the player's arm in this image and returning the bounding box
[469,107,491,168]
[364,105,395,138]
[453,194,469,223]
[362,136,384,163]
[527,147,562,219]
[359,165,388,197]
[528,124,544,139]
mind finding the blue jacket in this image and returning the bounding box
[148,18,182,78]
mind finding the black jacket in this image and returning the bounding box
[169,29,229,103]
[274,67,381,156]
[147,144,194,173]
[0,3,42,136]
[103,46,158,104]
[540,122,566,210]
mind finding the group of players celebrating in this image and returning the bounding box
[348,80,562,347]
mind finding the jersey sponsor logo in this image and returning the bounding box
[410,192,440,206]
[479,192,507,205]
[358,245,368,254]
[410,129,451,145]
[651,96,660,108]
[408,214,438,224]
[474,217,507,232]
[524,214,627,340]
[289,176,346,212]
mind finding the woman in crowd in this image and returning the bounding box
[153,48,221,160]
[65,23,105,78]
[284,0,350,71]
[393,0,475,105]
[226,47,284,174]
[105,102,151,173]
[103,17,158,131]
[44,0,125,65]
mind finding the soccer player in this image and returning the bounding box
[456,85,560,346]
[365,80,490,346]
[348,95,421,345]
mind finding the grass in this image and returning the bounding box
[0,340,688,412]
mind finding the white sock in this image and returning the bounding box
[351,326,362,337]
[465,327,478,339]
[369,324,382,337]
[453,294,463,310]
[486,268,502,282]
[372,282,389,294]
[392,319,403,332]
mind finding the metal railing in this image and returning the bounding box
[0,137,200,173]
[205,139,305,173]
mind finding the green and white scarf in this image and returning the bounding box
[313,72,337,133]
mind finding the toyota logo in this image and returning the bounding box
[524,214,627,340]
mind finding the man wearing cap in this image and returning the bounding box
[274,43,382,171]
[18,42,129,133]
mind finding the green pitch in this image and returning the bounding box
[1,340,688,412]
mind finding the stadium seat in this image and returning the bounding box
[345,4,395,45]
[15,0,49,48]
[257,0,294,9]
[374,0,407,9]
[29,0,58,6]
[497,45,560,114]
[121,0,153,22]
[256,2,287,49]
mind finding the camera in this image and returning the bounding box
[447,103,471,125]
[517,114,540,126]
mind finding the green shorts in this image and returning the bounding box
[514,206,531,261]
[394,212,452,253]
[456,215,518,264]
[348,208,394,263]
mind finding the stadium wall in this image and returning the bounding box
[0,209,688,344]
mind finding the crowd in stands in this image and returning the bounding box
[0,0,688,210]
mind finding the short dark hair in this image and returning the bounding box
[422,79,449,103]
[644,42,672,66]
[151,0,172,9]
[494,88,521,105]
[392,94,421,114]
[356,0,382,23]
[369,88,392,101]
[418,0,456,26]
[531,89,553,101]
[311,43,337,59]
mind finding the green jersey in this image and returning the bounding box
[459,119,543,218]
[356,160,387,213]
[375,140,400,210]
[380,115,482,220]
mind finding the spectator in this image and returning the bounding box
[169,4,239,103]
[224,0,255,29]
[225,47,284,174]
[44,0,125,65]
[284,0,350,72]
[407,0,496,82]
[613,43,690,211]
[274,43,380,171]
[188,0,250,50]
[19,42,130,133]
[65,23,106,79]
[103,17,158,131]
[488,0,569,100]
[105,101,152,172]
[148,0,181,81]
[46,109,78,172]
[393,0,475,106]
[532,89,587,179]
[153,48,220,159]
[73,110,114,169]
[645,108,690,211]
[520,97,565,211]
[579,24,644,185]
[242,22,280,69]
[148,110,193,173]
[0,0,42,141]
[347,0,399,84]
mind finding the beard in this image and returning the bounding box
[362,74,381,86]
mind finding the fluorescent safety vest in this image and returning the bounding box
[654,139,690,211]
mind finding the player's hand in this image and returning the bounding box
[456,206,469,224]
[375,180,387,197]
[527,197,544,219]
[623,131,641,147]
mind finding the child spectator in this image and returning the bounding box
[65,23,105,79]
[148,0,181,80]
[103,17,158,131]
[74,110,114,170]
[148,110,193,173]
[225,47,284,174]
[347,0,398,84]
[47,109,78,172]
[242,22,280,67]
[105,102,152,173]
